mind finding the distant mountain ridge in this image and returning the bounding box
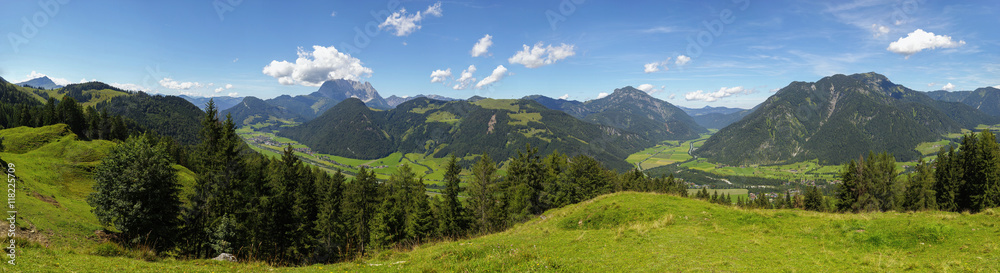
[696,72,998,165]
[179,95,244,111]
[263,79,391,121]
[526,87,707,142]
[16,76,63,90]
[386,94,458,107]
[220,96,304,129]
[678,106,746,116]
[926,87,1000,117]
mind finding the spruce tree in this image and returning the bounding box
[88,135,181,250]
[468,154,499,234]
[314,169,346,262]
[438,155,466,238]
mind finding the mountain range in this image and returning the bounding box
[696,72,998,165]
[926,87,1000,117]
[525,86,707,142]
[180,95,244,111]
[278,97,653,170]
[386,94,458,107]
[15,76,63,90]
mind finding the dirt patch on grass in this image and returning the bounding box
[31,192,61,208]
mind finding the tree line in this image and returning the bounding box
[836,130,1000,213]
[86,100,692,265]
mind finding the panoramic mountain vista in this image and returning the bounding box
[3,1,1000,272]
[696,73,998,165]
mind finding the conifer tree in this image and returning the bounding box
[438,155,466,238]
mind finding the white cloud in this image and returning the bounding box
[508,42,576,68]
[636,84,664,95]
[668,94,676,99]
[379,1,443,36]
[558,94,570,100]
[641,26,677,33]
[643,62,661,73]
[675,55,691,66]
[214,83,234,93]
[109,83,150,92]
[993,85,1000,89]
[684,86,751,102]
[430,68,452,83]
[330,11,337,17]
[228,92,239,97]
[159,78,202,90]
[262,45,373,86]
[452,65,477,90]
[769,88,780,93]
[871,24,890,37]
[597,92,609,99]
[470,34,493,57]
[887,29,965,58]
[475,65,508,89]
[927,82,936,87]
[232,58,239,63]
[942,83,955,91]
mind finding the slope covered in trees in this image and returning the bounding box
[279,97,652,170]
[696,73,998,165]
[219,96,303,129]
[926,87,1000,116]
[527,86,706,142]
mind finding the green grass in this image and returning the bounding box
[507,112,542,126]
[425,111,460,124]
[472,99,520,112]
[311,192,999,272]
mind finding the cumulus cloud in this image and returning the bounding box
[927,82,936,87]
[643,58,670,73]
[159,78,202,90]
[597,92,609,99]
[675,55,691,66]
[452,65,477,90]
[430,68,452,84]
[228,92,239,97]
[871,24,890,37]
[637,84,664,95]
[558,94,570,100]
[993,85,1000,89]
[942,83,955,91]
[508,42,576,68]
[470,34,493,57]
[214,83,234,93]
[262,45,373,86]
[887,29,965,58]
[379,1,443,36]
[684,86,752,102]
[109,83,151,92]
[475,65,508,89]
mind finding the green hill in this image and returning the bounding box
[696,73,998,165]
[0,124,197,250]
[279,97,652,170]
[528,86,707,142]
[95,92,205,145]
[220,96,303,129]
[326,192,997,271]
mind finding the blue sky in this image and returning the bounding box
[1,0,997,108]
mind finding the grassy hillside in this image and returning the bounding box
[0,124,196,251]
[325,192,997,272]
